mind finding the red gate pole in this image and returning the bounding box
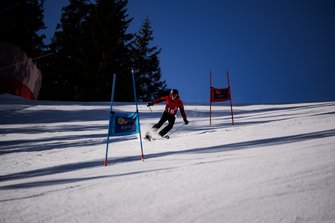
[226,70,234,125]
[210,70,212,126]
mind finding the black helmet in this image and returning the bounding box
[170,89,179,95]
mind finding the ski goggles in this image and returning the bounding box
[170,93,178,100]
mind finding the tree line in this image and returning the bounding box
[0,0,167,101]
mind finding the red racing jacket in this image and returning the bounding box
[152,95,187,120]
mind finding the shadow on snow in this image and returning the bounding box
[1,128,334,191]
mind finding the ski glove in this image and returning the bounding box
[184,118,189,125]
[147,102,153,107]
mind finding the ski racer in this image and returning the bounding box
[146,89,189,139]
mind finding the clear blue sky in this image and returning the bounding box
[42,0,335,104]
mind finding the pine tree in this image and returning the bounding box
[39,0,166,102]
[92,0,134,101]
[39,0,95,101]
[132,17,166,101]
[0,0,45,57]
[41,0,135,101]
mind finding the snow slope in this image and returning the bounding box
[1,94,335,223]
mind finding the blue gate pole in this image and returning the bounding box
[104,74,117,166]
[131,69,145,160]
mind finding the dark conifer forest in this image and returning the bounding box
[0,0,166,101]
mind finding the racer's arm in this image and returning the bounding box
[147,96,167,107]
[179,100,189,124]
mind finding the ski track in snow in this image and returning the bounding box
[1,94,335,223]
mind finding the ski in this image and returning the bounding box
[144,133,169,141]
[152,135,169,141]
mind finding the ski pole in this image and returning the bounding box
[148,106,153,113]
[169,123,186,136]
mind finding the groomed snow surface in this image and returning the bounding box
[1,94,335,223]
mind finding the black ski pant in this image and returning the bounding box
[152,112,175,136]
